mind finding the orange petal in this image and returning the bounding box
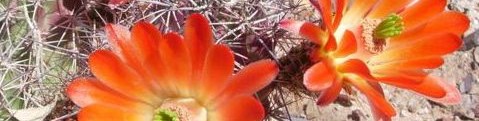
[409,75,448,98]
[78,104,153,121]
[333,30,357,57]
[337,59,376,81]
[213,59,278,105]
[346,76,396,117]
[131,21,162,61]
[377,76,422,88]
[373,69,428,87]
[324,33,337,52]
[104,24,139,65]
[108,0,129,7]
[210,96,264,121]
[419,76,461,105]
[371,56,444,70]
[88,50,158,103]
[400,0,446,28]
[366,81,392,121]
[130,22,167,91]
[415,11,469,36]
[142,51,169,96]
[371,33,462,64]
[104,24,131,54]
[279,19,305,35]
[369,98,392,121]
[310,0,333,32]
[299,22,329,45]
[304,61,336,91]
[67,77,144,108]
[341,0,378,26]
[184,13,214,81]
[391,11,470,46]
[332,0,347,31]
[198,44,235,101]
[106,23,164,91]
[388,23,426,48]
[376,72,446,98]
[367,0,413,19]
[158,32,193,96]
[316,78,342,106]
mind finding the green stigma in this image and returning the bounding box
[154,109,180,121]
[373,14,404,39]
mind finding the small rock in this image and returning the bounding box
[454,111,475,120]
[428,100,446,108]
[459,74,474,94]
[474,48,479,64]
[435,116,454,121]
[470,75,479,94]
[290,116,308,121]
[471,62,477,70]
[347,110,363,121]
[474,105,479,118]
[401,110,411,117]
[462,30,479,50]
[334,94,352,107]
[454,116,462,121]
[418,108,430,115]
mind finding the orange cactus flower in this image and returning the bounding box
[66,13,279,121]
[280,0,469,120]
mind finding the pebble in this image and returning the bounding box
[417,108,430,115]
[436,116,454,121]
[347,110,363,121]
[401,110,411,117]
[453,109,475,120]
[454,116,462,121]
[334,94,352,107]
[459,74,474,93]
[474,48,479,63]
[474,105,479,118]
[469,31,479,47]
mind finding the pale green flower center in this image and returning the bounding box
[154,109,179,121]
[153,98,207,121]
[373,14,404,39]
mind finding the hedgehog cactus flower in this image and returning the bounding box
[280,0,469,120]
[66,13,279,121]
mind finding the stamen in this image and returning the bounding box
[361,14,404,54]
[361,19,385,54]
[153,98,207,121]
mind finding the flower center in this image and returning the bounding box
[361,14,404,54]
[154,109,179,121]
[154,98,207,121]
